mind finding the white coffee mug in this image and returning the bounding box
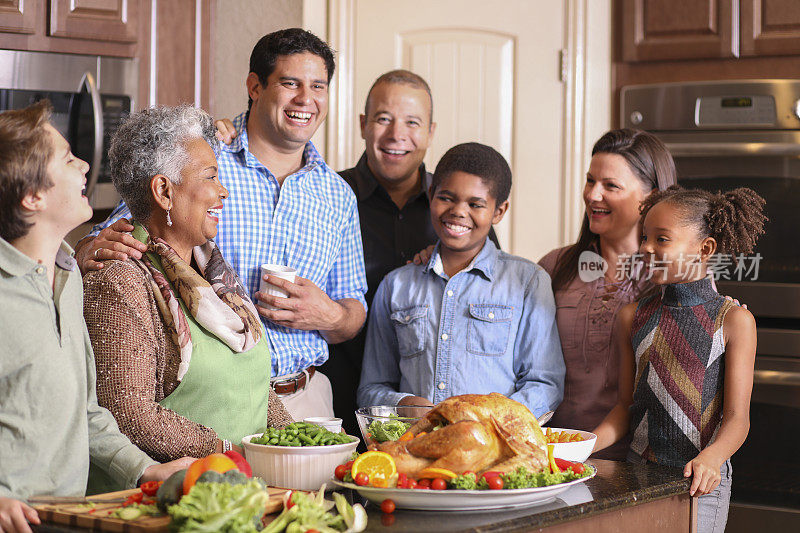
[259,264,296,310]
[304,417,343,433]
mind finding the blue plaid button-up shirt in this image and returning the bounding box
[90,112,367,376]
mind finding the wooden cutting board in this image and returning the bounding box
[34,486,289,532]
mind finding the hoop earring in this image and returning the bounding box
[166,208,173,227]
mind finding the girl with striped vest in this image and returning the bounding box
[592,186,766,533]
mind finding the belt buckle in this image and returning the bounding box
[271,369,308,395]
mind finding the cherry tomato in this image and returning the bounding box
[406,479,418,489]
[416,478,431,489]
[569,463,586,475]
[334,464,349,481]
[139,480,161,497]
[306,529,320,533]
[285,491,295,509]
[431,478,447,491]
[487,476,504,490]
[482,471,502,482]
[380,499,396,513]
[355,472,370,486]
[381,513,396,527]
[344,460,354,468]
[463,471,475,477]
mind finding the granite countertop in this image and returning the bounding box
[356,459,691,532]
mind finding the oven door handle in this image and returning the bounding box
[665,142,800,157]
[753,370,800,386]
[79,72,104,200]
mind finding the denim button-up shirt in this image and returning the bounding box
[358,239,565,416]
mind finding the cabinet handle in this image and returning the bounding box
[80,72,103,200]
[753,370,800,387]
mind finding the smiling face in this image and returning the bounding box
[430,171,508,261]
[360,81,435,186]
[39,123,93,231]
[639,201,714,285]
[247,52,329,151]
[583,152,649,243]
[168,137,227,249]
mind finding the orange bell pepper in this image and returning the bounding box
[182,453,238,495]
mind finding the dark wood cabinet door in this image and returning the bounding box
[49,0,138,43]
[0,0,36,34]
[621,0,738,61]
[741,0,800,56]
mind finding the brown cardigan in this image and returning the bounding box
[83,259,292,463]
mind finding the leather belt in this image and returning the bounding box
[270,366,315,395]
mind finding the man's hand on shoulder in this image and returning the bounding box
[214,118,237,145]
[75,219,148,275]
[0,496,39,533]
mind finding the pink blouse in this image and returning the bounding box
[539,245,651,460]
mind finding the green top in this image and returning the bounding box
[0,237,157,500]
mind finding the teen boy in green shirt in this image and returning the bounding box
[0,102,192,533]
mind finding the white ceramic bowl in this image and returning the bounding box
[547,428,597,463]
[241,434,359,491]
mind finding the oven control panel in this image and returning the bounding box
[695,95,776,127]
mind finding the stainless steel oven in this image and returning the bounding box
[0,50,137,210]
[622,80,800,530]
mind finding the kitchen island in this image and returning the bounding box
[33,459,694,532]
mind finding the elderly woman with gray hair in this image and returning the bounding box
[83,106,291,489]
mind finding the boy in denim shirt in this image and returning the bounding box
[358,143,565,416]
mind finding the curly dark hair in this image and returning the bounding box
[639,185,767,255]
[431,142,512,204]
[248,28,336,109]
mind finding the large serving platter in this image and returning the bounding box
[331,465,596,511]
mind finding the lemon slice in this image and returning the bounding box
[417,467,458,480]
[351,451,397,486]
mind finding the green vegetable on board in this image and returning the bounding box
[251,422,355,447]
[262,485,366,533]
[156,468,187,512]
[167,479,270,532]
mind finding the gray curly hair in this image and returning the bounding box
[109,105,217,222]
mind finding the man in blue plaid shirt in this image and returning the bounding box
[75,29,367,420]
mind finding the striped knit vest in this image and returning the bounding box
[629,277,734,468]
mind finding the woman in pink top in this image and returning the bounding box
[538,129,676,459]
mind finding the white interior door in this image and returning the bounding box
[344,0,566,260]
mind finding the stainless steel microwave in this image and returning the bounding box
[0,50,137,210]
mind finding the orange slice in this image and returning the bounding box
[417,467,458,480]
[351,451,396,487]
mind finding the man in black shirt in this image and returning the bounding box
[321,71,497,436]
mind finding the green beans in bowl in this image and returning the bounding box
[242,424,359,490]
[249,422,356,447]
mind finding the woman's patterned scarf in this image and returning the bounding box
[132,224,263,380]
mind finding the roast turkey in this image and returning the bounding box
[374,393,548,477]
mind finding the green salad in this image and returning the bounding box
[449,465,593,490]
[366,416,411,442]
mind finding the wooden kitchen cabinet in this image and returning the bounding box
[741,0,800,56]
[0,0,140,56]
[620,0,800,62]
[621,0,738,61]
[0,0,37,34]
[48,0,138,44]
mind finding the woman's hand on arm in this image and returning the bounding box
[592,303,637,453]
[685,305,756,496]
[75,219,148,274]
[0,497,39,533]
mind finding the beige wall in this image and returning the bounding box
[211,0,304,121]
